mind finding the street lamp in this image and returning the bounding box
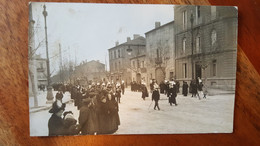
[43,4,54,103]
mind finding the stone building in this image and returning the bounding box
[108,35,146,85]
[129,54,147,83]
[174,5,238,90]
[73,60,106,85]
[35,55,48,88]
[145,21,175,85]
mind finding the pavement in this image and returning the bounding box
[29,88,235,136]
[29,87,234,113]
[29,90,73,113]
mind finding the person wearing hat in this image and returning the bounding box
[121,80,125,95]
[141,82,149,100]
[152,83,160,110]
[107,92,120,134]
[78,98,99,135]
[97,95,110,134]
[62,111,80,135]
[48,100,66,136]
[115,84,122,103]
[197,79,203,100]
[182,81,189,96]
[169,81,177,106]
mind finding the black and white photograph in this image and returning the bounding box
[29,2,238,136]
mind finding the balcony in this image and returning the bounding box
[37,68,45,72]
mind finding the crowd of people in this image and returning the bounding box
[146,77,206,110]
[48,81,125,136]
[47,77,206,136]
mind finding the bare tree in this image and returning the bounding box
[29,18,44,107]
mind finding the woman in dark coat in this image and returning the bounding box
[62,111,80,135]
[191,81,198,97]
[182,81,188,96]
[152,84,160,110]
[48,100,66,136]
[107,92,120,134]
[141,83,149,100]
[115,84,122,103]
[169,82,177,106]
[78,98,99,135]
[97,96,110,134]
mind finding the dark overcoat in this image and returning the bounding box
[141,85,149,98]
[97,101,110,134]
[107,98,120,134]
[182,83,188,96]
[48,114,65,136]
[152,90,160,101]
[169,86,177,104]
[79,104,99,135]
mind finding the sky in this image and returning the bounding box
[31,2,174,75]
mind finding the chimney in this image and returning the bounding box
[115,41,119,46]
[155,22,161,28]
[127,37,131,42]
[133,34,140,39]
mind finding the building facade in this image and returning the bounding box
[35,55,48,88]
[73,60,106,85]
[108,35,146,85]
[174,5,238,90]
[145,21,175,85]
[129,54,147,83]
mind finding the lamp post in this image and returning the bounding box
[43,4,54,103]
[190,12,194,80]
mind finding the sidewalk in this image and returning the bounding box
[29,90,72,113]
[207,88,235,96]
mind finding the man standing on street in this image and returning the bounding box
[152,83,160,110]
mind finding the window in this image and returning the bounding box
[212,60,217,76]
[133,61,135,68]
[114,50,117,59]
[211,6,217,20]
[211,30,217,46]
[182,38,186,54]
[183,63,187,78]
[115,62,117,71]
[183,10,187,29]
[196,6,200,18]
[118,49,120,58]
[141,61,145,68]
[196,36,201,53]
[40,62,43,68]
[118,61,121,70]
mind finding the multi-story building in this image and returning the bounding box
[108,35,146,85]
[174,5,238,90]
[129,54,147,83]
[145,21,175,85]
[73,60,106,85]
[35,55,48,88]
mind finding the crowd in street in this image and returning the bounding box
[47,77,206,136]
[138,77,206,110]
[48,81,125,136]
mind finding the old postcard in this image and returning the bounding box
[29,2,238,136]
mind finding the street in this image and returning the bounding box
[30,89,235,136]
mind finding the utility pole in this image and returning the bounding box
[43,4,54,103]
